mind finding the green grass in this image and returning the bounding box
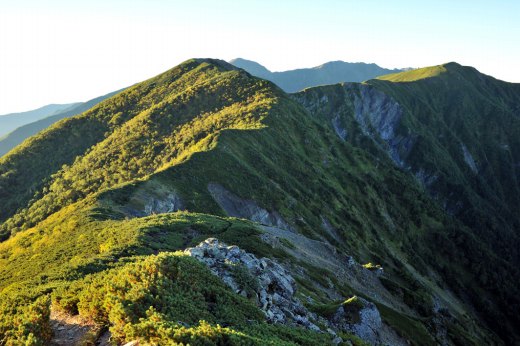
[375,303,436,346]
[0,205,324,345]
[1,58,519,344]
[375,64,448,82]
[297,62,520,344]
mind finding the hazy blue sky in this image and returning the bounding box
[1,0,519,114]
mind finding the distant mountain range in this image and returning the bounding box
[0,59,405,157]
[229,58,407,92]
[0,103,79,138]
[0,90,123,157]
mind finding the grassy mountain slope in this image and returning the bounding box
[230,58,404,92]
[0,103,79,138]
[0,203,332,345]
[368,65,520,343]
[0,90,123,157]
[294,63,520,344]
[375,65,448,82]
[368,63,520,260]
[0,59,515,345]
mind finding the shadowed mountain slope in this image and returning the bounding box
[0,59,518,345]
[294,62,520,343]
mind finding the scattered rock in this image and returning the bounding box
[184,238,403,345]
[332,336,344,345]
[184,238,320,330]
[346,256,356,267]
[123,341,139,346]
[50,308,99,346]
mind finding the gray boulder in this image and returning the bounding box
[184,238,319,330]
[331,296,382,345]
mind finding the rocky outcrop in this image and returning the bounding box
[415,168,438,187]
[184,238,319,330]
[208,183,294,231]
[348,84,414,167]
[332,114,348,141]
[331,297,382,345]
[295,83,415,168]
[116,181,185,217]
[143,192,184,215]
[184,238,406,345]
[320,216,343,243]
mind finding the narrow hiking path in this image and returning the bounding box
[50,308,100,345]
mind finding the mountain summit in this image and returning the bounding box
[0,58,519,345]
[229,58,405,92]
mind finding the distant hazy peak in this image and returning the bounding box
[228,58,272,77]
[229,58,406,92]
[0,103,79,118]
[0,103,80,138]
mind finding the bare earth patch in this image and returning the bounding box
[50,308,102,346]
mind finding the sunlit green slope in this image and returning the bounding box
[0,59,516,345]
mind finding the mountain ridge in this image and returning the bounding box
[0,103,79,138]
[296,62,520,342]
[0,58,518,345]
[229,58,406,92]
[0,90,124,157]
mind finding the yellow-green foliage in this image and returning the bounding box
[362,262,382,271]
[51,252,331,345]
[1,58,517,344]
[0,205,279,296]
[343,296,363,309]
[52,252,262,342]
[0,296,52,345]
[0,203,309,344]
[376,64,448,82]
[0,59,276,236]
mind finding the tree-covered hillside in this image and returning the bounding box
[295,62,520,344]
[0,59,518,345]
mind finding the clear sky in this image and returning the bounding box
[0,0,519,114]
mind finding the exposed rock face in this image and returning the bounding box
[332,114,348,141]
[461,143,478,173]
[351,85,402,140]
[143,193,184,215]
[184,238,407,345]
[331,297,382,345]
[415,168,438,187]
[320,216,343,243]
[349,84,413,167]
[184,238,319,330]
[295,83,415,168]
[208,183,294,231]
[116,181,185,217]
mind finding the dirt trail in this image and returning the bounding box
[50,308,102,345]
